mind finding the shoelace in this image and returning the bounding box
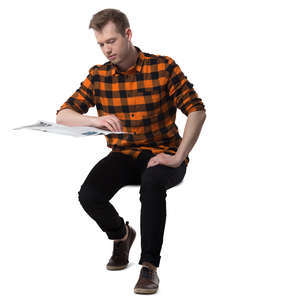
[112,241,126,258]
[141,267,154,279]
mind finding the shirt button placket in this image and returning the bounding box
[131,113,136,134]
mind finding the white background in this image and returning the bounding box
[1,0,299,299]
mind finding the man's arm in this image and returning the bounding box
[56,65,123,131]
[56,66,96,124]
[56,108,123,132]
[147,57,206,168]
[165,57,207,163]
[56,108,97,127]
[147,110,206,168]
[174,110,206,164]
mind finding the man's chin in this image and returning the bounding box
[110,58,117,64]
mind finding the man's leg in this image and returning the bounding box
[78,151,138,240]
[137,160,187,268]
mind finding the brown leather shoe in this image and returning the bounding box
[106,221,136,270]
[134,266,160,294]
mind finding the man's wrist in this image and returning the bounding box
[83,115,97,127]
[174,152,185,164]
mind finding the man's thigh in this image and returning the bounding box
[141,161,187,190]
[81,151,138,196]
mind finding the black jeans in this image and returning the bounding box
[78,150,187,267]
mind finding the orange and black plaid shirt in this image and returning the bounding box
[56,46,206,167]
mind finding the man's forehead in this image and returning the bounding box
[94,27,119,43]
[95,21,117,34]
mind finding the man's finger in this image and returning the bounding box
[104,121,114,132]
[107,116,118,131]
[112,115,122,131]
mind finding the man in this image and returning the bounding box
[56,8,206,295]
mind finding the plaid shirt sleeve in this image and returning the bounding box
[166,57,206,116]
[56,66,96,115]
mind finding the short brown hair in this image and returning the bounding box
[89,8,130,37]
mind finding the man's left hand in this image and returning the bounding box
[147,153,183,168]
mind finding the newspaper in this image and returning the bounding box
[12,120,133,137]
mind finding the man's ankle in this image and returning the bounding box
[114,224,128,242]
[142,261,157,271]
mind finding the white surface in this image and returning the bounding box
[13,120,129,136]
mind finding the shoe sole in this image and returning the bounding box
[134,287,158,294]
[106,264,128,270]
[106,226,136,271]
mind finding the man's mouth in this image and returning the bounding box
[109,55,116,59]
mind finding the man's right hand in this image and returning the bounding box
[92,115,123,132]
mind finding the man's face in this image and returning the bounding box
[94,21,131,65]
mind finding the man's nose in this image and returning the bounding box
[104,45,112,55]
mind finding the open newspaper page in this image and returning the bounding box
[13,120,133,137]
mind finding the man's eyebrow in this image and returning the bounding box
[97,38,116,44]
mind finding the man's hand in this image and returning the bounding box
[147,153,183,168]
[92,115,123,132]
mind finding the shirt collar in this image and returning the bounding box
[109,46,145,76]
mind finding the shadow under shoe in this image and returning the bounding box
[106,221,136,270]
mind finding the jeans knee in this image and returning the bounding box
[78,184,106,209]
[140,172,164,190]
[139,176,166,201]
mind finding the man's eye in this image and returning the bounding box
[99,40,114,47]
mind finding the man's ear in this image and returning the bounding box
[125,28,132,41]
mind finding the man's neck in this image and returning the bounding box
[116,45,138,72]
